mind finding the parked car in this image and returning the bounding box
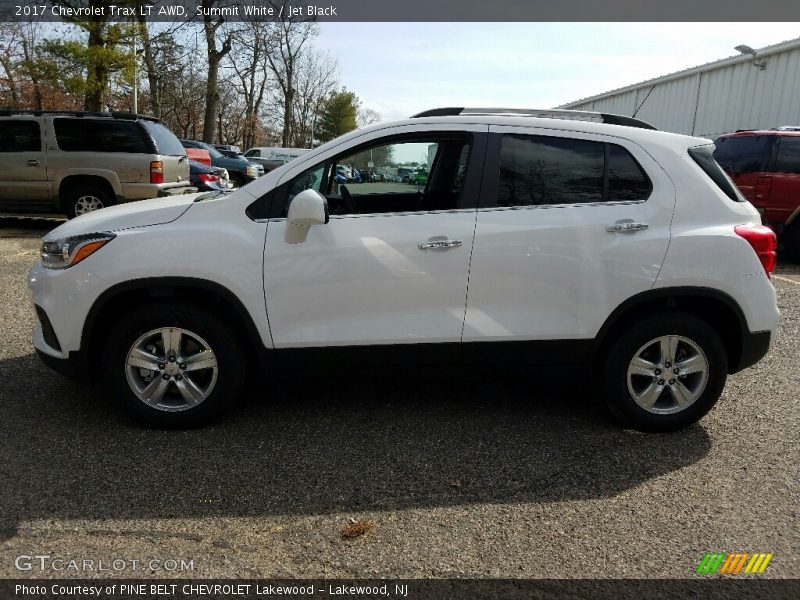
[0,110,193,218]
[714,128,800,258]
[180,139,262,187]
[189,160,233,192]
[30,107,778,431]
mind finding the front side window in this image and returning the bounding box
[246,149,260,157]
[55,119,150,153]
[774,137,800,174]
[0,120,40,152]
[282,137,471,217]
[497,134,651,207]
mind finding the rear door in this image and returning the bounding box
[0,118,48,202]
[462,126,675,362]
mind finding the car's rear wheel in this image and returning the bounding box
[103,304,246,427]
[602,312,727,431]
[65,185,113,218]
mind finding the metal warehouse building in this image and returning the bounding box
[559,37,800,139]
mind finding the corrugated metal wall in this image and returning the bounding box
[561,44,800,139]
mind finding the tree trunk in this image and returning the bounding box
[84,22,108,112]
[0,54,19,107]
[135,11,160,118]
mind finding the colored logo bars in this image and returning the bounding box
[696,552,774,575]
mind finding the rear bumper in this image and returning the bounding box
[732,330,772,373]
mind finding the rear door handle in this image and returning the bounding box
[26,160,40,167]
[418,239,463,250]
[606,221,648,233]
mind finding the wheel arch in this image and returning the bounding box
[80,277,267,381]
[591,287,750,374]
[58,173,120,211]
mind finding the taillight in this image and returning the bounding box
[150,161,164,184]
[735,224,777,277]
[197,173,219,183]
[753,175,773,202]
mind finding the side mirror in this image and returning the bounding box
[285,189,329,244]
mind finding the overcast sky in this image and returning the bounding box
[315,23,800,122]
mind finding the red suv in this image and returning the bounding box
[714,128,800,258]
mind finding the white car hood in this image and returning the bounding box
[44,194,204,241]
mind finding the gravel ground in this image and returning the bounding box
[0,216,797,580]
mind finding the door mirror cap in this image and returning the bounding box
[285,189,329,244]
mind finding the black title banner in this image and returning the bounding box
[1,0,799,22]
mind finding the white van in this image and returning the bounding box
[243,147,310,172]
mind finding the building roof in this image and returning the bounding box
[558,37,800,109]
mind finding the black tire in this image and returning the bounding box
[781,223,800,262]
[64,184,113,219]
[102,303,246,427]
[602,311,727,432]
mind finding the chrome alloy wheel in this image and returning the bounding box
[626,335,709,415]
[73,195,105,215]
[125,327,218,412]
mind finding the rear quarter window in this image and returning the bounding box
[141,120,186,156]
[712,135,768,173]
[774,137,800,174]
[689,144,745,202]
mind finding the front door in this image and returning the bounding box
[0,118,48,203]
[262,130,486,362]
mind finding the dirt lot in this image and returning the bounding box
[0,215,797,579]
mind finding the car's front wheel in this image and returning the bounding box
[602,311,728,431]
[103,304,246,427]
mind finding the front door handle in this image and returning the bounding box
[606,221,649,233]
[26,159,40,167]
[418,239,463,250]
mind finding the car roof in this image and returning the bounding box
[718,129,800,138]
[333,114,707,150]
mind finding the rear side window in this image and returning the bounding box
[774,137,800,174]
[140,120,186,156]
[607,144,652,201]
[497,134,651,206]
[0,120,41,151]
[54,119,150,153]
[712,136,768,173]
[689,144,745,202]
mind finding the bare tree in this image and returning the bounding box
[291,50,338,147]
[265,11,318,147]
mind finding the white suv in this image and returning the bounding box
[28,108,779,430]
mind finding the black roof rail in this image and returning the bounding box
[410,107,657,130]
[0,109,159,122]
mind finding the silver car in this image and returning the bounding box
[0,111,193,218]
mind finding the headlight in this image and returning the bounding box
[41,232,116,269]
[245,164,257,177]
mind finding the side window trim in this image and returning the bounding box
[480,130,652,209]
